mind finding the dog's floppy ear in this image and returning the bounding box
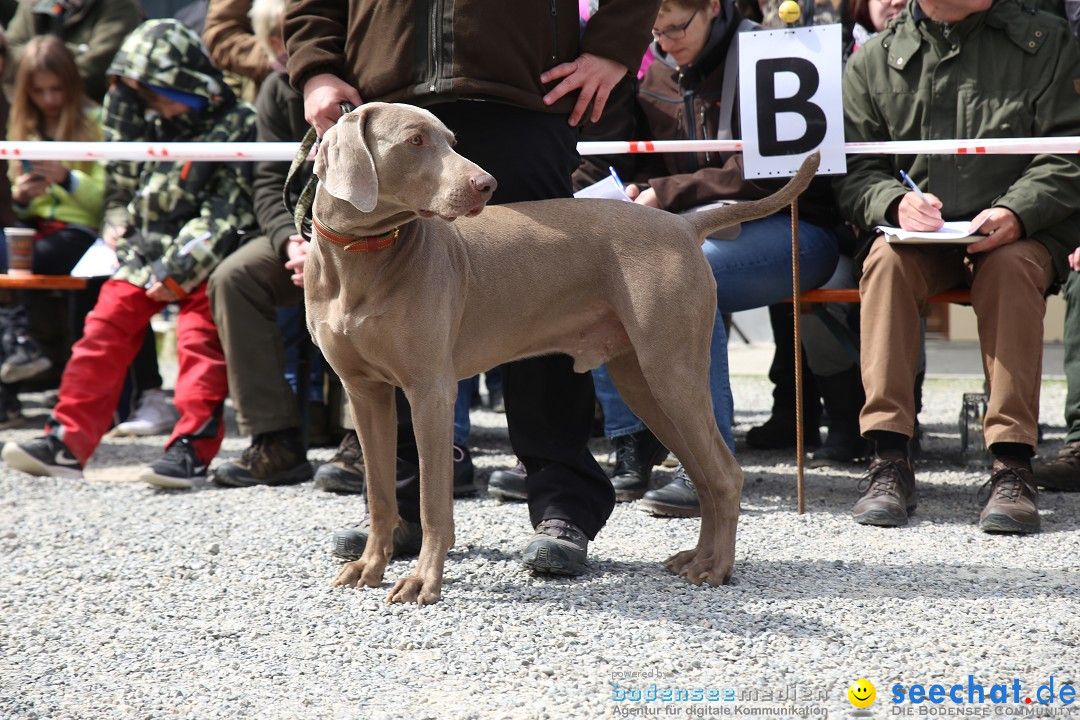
[314,107,378,212]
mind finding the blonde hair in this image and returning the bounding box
[8,35,96,143]
[250,0,286,63]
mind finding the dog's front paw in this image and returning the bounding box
[664,548,733,587]
[387,573,442,605]
[333,559,387,588]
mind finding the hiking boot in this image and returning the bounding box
[488,461,527,501]
[114,388,180,436]
[211,429,313,488]
[978,458,1040,534]
[2,433,83,479]
[140,436,208,489]
[332,514,424,560]
[1033,440,1080,492]
[0,334,51,384]
[609,428,668,501]
[851,452,917,527]
[638,465,700,517]
[314,431,364,493]
[521,518,589,575]
[745,412,821,450]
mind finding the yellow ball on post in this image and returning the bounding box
[777,0,801,25]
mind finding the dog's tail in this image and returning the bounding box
[682,152,820,240]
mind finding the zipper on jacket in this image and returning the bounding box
[429,0,442,93]
[550,0,558,63]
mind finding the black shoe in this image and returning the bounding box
[211,429,313,488]
[2,433,83,479]
[638,465,700,517]
[745,413,821,450]
[332,514,424,560]
[314,431,364,493]
[0,384,23,429]
[488,461,527,501]
[140,436,208,490]
[851,452,917,527]
[0,334,52,384]
[522,519,588,575]
[487,386,505,413]
[609,428,668,501]
[453,443,477,496]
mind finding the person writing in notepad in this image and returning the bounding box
[833,0,1080,534]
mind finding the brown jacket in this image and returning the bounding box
[285,0,659,114]
[635,7,836,226]
[203,0,271,85]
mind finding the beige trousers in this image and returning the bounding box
[859,237,1054,448]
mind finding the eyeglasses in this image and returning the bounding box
[651,9,699,41]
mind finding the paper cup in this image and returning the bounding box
[4,227,35,276]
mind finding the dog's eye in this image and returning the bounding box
[408,134,423,146]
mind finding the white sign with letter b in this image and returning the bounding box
[737,24,845,178]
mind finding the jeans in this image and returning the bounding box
[592,213,839,451]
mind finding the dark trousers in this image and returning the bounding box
[394,100,614,539]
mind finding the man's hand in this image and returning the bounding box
[541,53,628,126]
[897,191,944,232]
[302,73,362,137]
[284,235,310,287]
[146,281,179,303]
[627,185,660,208]
[965,207,1023,254]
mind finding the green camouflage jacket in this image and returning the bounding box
[103,19,257,295]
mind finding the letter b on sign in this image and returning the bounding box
[755,57,827,155]
[738,24,845,178]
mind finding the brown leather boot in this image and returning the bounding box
[1033,440,1080,492]
[979,458,1040,534]
[851,452,917,527]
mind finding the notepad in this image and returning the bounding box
[876,219,987,245]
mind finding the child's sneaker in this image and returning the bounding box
[0,335,52,384]
[139,436,208,490]
[1,434,84,479]
[115,389,179,436]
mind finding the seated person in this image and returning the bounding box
[834,0,1080,532]
[3,35,104,386]
[589,0,840,516]
[0,19,258,488]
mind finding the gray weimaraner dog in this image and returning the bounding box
[306,102,819,604]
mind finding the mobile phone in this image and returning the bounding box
[21,160,45,182]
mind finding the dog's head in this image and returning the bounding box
[315,102,497,221]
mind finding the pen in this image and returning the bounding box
[899,169,932,206]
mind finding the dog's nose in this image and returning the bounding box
[471,173,497,196]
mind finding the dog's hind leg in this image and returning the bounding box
[605,348,743,586]
[385,379,457,605]
[333,380,398,590]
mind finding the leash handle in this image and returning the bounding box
[284,101,358,239]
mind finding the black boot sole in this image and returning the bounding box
[637,499,701,518]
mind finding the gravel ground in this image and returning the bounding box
[2,354,1079,720]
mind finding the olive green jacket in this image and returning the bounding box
[834,0,1080,282]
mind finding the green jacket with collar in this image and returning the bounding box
[834,0,1080,282]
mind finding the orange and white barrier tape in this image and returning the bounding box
[1,136,1079,161]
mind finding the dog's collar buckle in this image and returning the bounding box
[312,215,399,253]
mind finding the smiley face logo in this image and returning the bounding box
[848,678,876,708]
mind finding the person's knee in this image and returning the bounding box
[975,240,1052,293]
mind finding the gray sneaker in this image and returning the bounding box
[522,519,588,576]
[332,514,423,560]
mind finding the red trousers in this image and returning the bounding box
[52,279,228,465]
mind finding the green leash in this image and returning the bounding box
[283,102,356,239]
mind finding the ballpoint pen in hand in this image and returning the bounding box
[899,169,932,206]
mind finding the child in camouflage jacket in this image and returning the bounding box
[1,19,258,488]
